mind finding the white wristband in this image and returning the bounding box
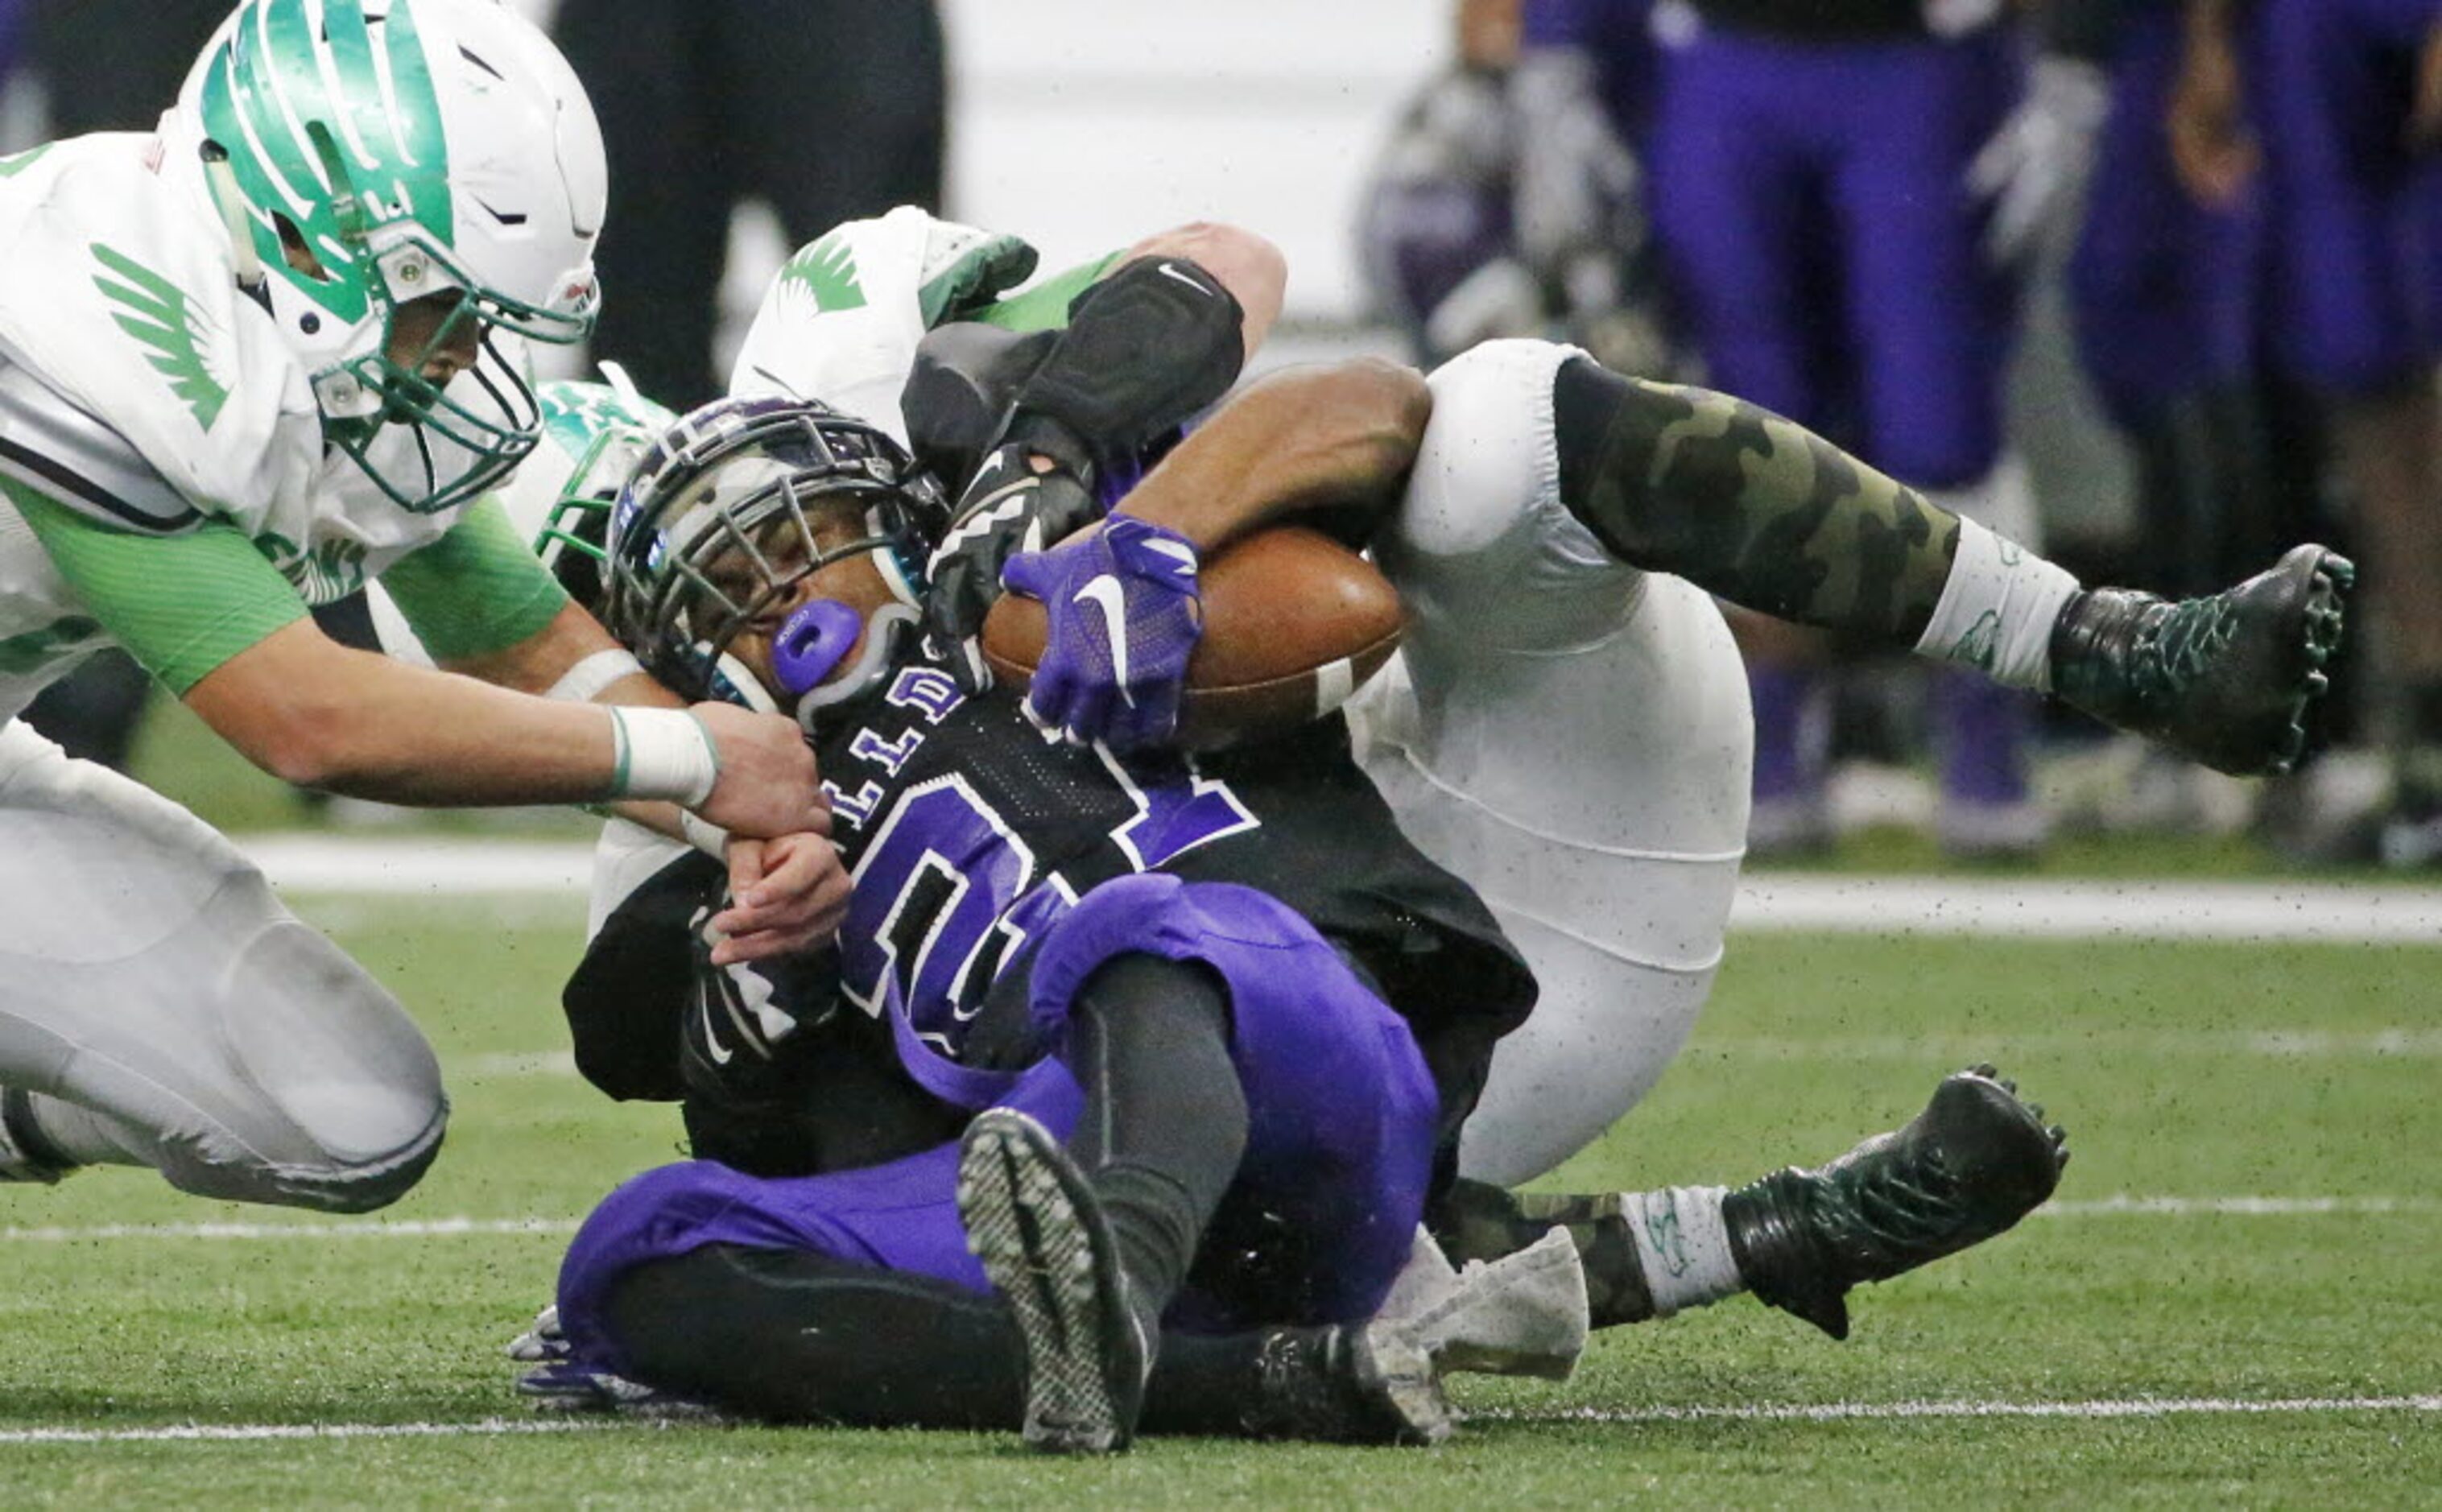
[608,708,721,808]
[547,648,646,703]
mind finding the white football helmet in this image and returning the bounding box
[162,0,606,512]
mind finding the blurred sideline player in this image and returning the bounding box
[548,0,947,409]
[1519,0,2111,856]
[2171,0,2442,865]
[1355,0,1671,378]
[0,0,833,1214]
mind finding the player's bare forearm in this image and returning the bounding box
[436,601,692,835]
[439,601,680,708]
[186,618,634,804]
[1116,358,1431,552]
[1564,370,1961,643]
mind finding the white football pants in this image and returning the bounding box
[0,720,446,1210]
[1351,339,1753,1186]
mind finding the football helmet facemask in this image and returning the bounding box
[603,395,949,723]
[498,368,678,613]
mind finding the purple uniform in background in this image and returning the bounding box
[2256,0,2442,395]
[556,876,1441,1379]
[1526,0,1663,143]
[1647,19,2022,487]
[2068,2,2268,429]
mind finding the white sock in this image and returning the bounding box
[1622,1185,1742,1316]
[1915,517,2082,692]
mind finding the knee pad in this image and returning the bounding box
[1389,340,1644,653]
[205,904,448,1212]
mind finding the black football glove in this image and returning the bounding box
[923,419,1106,692]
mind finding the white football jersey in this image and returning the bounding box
[0,134,479,718]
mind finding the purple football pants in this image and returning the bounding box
[2068,5,2269,429]
[556,877,1440,1378]
[2257,0,2442,394]
[1647,23,2019,486]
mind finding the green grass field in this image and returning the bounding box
[3,886,2435,1508]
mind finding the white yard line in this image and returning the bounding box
[0,1217,581,1243]
[2039,1195,2442,1218]
[0,1418,608,1446]
[6,1397,2436,1447]
[1693,1027,2442,1061]
[6,1196,2432,1246]
[1475,1394,2442,1427]
[243,837,2442,944]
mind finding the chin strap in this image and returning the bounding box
[199,143,267,294]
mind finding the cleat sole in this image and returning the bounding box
[959,1110,1138,1454]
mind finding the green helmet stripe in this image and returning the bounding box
[378,0,449,238]
[316,1,390,176]
[197,0,455,323]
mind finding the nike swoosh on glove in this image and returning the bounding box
[999,514,1202,751]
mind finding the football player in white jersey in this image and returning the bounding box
[0,0,837,1213]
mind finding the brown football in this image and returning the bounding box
[980,524,1405,750]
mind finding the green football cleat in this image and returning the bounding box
[2049,543,2353,776]
[957,1108,1152,1455]
[1723,1066,2068,1341]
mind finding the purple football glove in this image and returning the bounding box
[999,514,1203,750]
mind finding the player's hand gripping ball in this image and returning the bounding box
[984,523,1405,751]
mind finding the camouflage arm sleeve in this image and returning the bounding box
[1555,359,1963,646]
[4,476,307,694]
[377,494,569,663]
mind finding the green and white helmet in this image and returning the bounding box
[163,0,606,513]
[499,365,676,612]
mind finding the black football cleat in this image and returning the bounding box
[1722,1066,2068,1341]
[958,1108,1152,1454]
[1223,1323,1452,1446]
[2049,543,2353,776]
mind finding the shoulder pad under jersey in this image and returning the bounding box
[0,349,202,533]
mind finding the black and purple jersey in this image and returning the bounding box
[814,655,1535,1132]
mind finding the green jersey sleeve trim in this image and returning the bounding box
[376,494,571,663]
[3,475,307,694]
[976,252,1122,332]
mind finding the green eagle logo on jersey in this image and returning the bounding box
[778,233,869,314]
[91,244,231,434]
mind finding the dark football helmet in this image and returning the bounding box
[602,395,949,717]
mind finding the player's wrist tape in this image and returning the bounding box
[678,809,729,858]
[547,649,645,703]
[1915,518,2082,692]
[606,708,721,808]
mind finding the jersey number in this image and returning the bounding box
[839,758,1255,1043]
